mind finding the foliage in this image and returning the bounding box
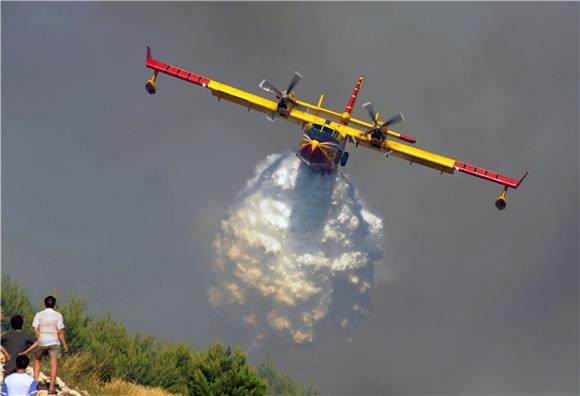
[59,294,92,353]
[258,358,321,396]
[190,343,266,396]
[1,274,34,333]
[0,276,318,396]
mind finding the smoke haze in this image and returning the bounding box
[2,2,578,394]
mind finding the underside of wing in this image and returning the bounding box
[384,140,456,174]
[207,81,278,115]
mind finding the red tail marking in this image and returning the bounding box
[340,75,364,125]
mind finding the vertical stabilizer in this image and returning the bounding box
[340,75,364,125]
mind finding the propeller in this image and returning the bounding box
[260,72,302,102]
[259,79,283,97]
[362,101,404,141]
[260,72,303,121]
[285,72,302,95]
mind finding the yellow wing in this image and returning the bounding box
[145,47,279,116]
[283,107,456,174]
[382,139,456,174]
[338,123,456,173]
[207,80,278,115]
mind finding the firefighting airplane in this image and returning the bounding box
[144,47,527,210]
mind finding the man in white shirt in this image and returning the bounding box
[1,355,37,396]
[31,296,68,395]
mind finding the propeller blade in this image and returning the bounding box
[259,79,282,96]
[383,112,405,127]
[286,72,303,93]
[362,102,378,128]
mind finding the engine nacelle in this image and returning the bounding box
[145,71,158,95]
[495,187,508,210]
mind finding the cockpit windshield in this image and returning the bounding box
[310,123,338,140]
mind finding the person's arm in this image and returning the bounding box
[57,329,68,353]
[57,313,68,353]
[0,345,10,361]
[19,341,39,356]
[1,382,9,396]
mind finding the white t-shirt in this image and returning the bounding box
[32,308,64,347]
[1,372,38,396]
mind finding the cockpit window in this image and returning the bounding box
[308,123,339,142]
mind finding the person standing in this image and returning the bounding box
[1,315,35,376]
[1,355,38,396]
[31,296,68,395]
[0,345,10,384]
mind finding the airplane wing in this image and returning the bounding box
[383,137,527,189]
[145,47,527,208]
[329,123,456,173]
[145,47,278,115]
[146,47,355,128]
[333,122,527,190]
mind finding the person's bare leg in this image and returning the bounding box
[33,354,41,382]
[48,355,58,393]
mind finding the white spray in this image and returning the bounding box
[209,152,383,345]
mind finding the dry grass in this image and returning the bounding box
[58,353,103,387]
[99,378,176,396]
[42,353,177,396]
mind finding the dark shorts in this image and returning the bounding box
[36,345,61,359]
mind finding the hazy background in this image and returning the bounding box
[2,2,578,394]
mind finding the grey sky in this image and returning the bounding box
[2,2,578,394]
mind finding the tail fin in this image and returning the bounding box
[340,75,364,125]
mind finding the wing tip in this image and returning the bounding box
[516,171,529,188]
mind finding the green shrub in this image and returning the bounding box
[0,276,318,396]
